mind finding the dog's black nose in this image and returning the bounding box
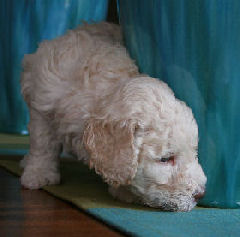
[194,191,205,202]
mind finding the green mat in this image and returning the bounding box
[0,157,240,237]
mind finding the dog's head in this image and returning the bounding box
[83,77,206,212]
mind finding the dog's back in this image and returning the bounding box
[21,22,138,114]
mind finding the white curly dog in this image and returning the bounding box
[20,22,206,212]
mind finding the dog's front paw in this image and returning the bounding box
[21,168,60,189]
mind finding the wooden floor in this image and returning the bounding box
[0,166,125,237]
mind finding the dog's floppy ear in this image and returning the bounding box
[83,119,139,187]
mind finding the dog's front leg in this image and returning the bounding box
[20,109,61,189]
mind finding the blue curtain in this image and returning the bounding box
[118,0,240,208]
[0,0,108,134]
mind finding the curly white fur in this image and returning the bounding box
[20,22,206,212]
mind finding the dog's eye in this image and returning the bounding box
[156,156,175,165]
[160,157,170,162]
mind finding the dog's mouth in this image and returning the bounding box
[144,197,197,212]
[141,189,205,212]
[129,183,206,212]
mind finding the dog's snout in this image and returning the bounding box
[193,191,205,201]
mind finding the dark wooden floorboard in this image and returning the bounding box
[0,165,125,237]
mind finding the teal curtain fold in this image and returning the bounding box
[0,0,108,134]
[118,0,240,208]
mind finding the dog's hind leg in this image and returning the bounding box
[20,109,62,189]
